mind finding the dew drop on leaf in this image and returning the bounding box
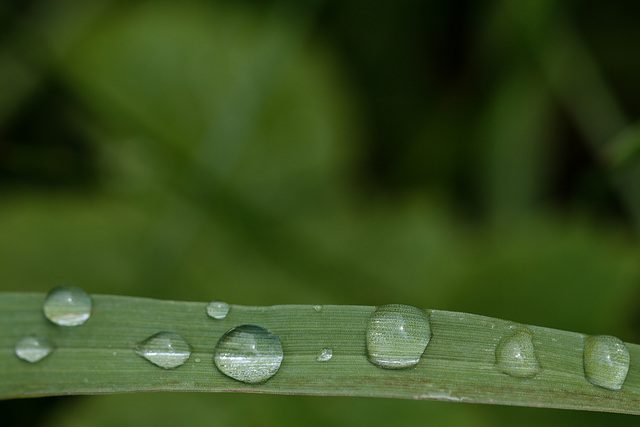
[206,301,230,319]
[43,285,92,326]
[316,347,333,362]
[495,329,540,378]
[366,304,431,369]
[583,335,630,390]
[135,332,191,369]
[214,324,283,383]
[15,335,55,363]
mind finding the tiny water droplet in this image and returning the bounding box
[15,335,54,363]
[366,304,431,369]
[195,358,201,363]
[583,335,630,390]
[317,347,333,362]
[206,301,230,320]
[313,305,323,312]
[135,332,191,369]
[214,324,283,383]
[43,285,92,326]
[495,329,540,378]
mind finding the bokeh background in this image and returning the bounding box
[2,0,640,425]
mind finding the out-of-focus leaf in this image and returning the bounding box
[0,53,39,128]
[57,1,358,215]
[477,68,552,223]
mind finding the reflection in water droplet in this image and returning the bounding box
[317,347,333,362]
[206,301,230,319]
[135,332,191,369]
[313,305,323,312]
[495,329,540,378]
[366,304,431,369]
[583,335,630,390]
[15,335,54,363]
[43,285,92,326]
[214,325,283,383]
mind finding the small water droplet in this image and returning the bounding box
[214,325,283,383]
[317,347,333,362]
[135,332,191,369]
[313,305,323,312]
[365,304,431,369]
[15,335,54,363]
[495,329,540,378]
[195,358,201,363]
[583,335,630,390]
[43,285,92,326]
[206,301,230,320]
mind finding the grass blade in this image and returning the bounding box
[1,292,639,415]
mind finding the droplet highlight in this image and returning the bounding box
[313,305,323,313]
[495,329,540,378]
[214,324,283,383]
[365,304,431,369]
[317,347,333,362]
[15,335,54,363]
[135,332,191,369]
[43,285,92,326]
[206,301,230,320]
[583,335,630,390]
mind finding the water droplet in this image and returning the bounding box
[15,335,54,363]
[43,285,92,326]
[206,301,230,320]
[135,332,191,369]
[214,324,283,383]
[317,347,333,362]
[495,329,540,378]
[583,335,630,390]
[313,305,323,312]
[365,304,431,369]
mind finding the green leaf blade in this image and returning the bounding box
[1,293,639,415]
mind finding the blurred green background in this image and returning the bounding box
[2,0,640,425]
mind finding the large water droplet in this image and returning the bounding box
[495,329,540,378]
[43,285,92,326]
[583,335,630,390]
[15,335,54,363]
[317,347,333,362]
[135,332,191,369]
[365,304,431,369]
[214,324,283,383]
[206,301,230,319]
